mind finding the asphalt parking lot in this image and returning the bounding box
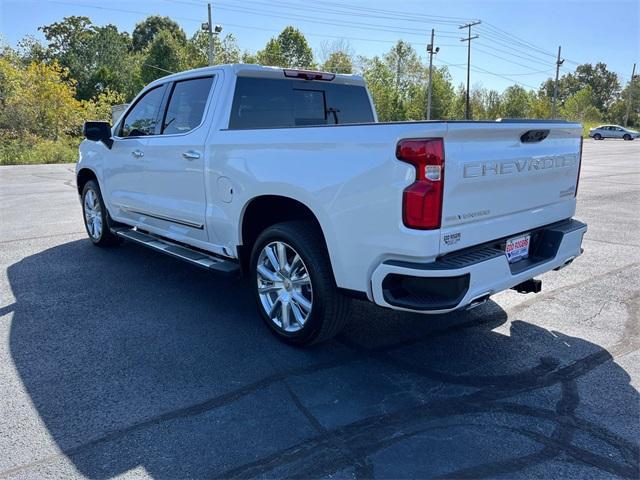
[0,139,638,479]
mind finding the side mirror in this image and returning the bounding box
[83,121,113,149]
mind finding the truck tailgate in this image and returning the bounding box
[439,121,583,254]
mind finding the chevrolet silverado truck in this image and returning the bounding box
[77,64,587,345]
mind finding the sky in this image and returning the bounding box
[0,0,638,92]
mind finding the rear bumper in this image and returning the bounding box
[371,219,587,313]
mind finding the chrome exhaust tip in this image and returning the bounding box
[554,256,576,271]
[466,293,491,310]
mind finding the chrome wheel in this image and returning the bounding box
[256,241,313,333]
[83,188,103,240]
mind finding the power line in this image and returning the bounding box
[47,0,551,92]
[297,0,475,24]
[471,65,539,90]
[480,23,588,68]
[142,63,175,74]
[176,0,466,38]
[474,46,555,73]
[435,57,539,90]
[46,0,629,87]
[46,0,453,48]
[228,0,468,27]
[474,33,558,65]
[481,23,557,58]
[230,0,570,72]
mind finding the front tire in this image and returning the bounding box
[593,133,602,140]
[623,134,631,141]
[250,221,350,345]
[81,180,120,247]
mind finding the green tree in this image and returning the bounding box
[560,86,601,123]
[39,16,95,99]
[256,26,313,68]
[384,40,422,92]
[132,15,186,52]
[87,25,137,99]
[15,35,48,64]
[362,44,453,122]
[241,51,258,64]
[571,63,620,112]
[141,30,188,84]
[367,40,430,121]
[450,84,467,119]
[529,93,551,119]
[0,57,84,139]
[363,56,400,121]
[470,87,487,119]
[429,66,455,120]
[539,62,620,115]
[483,89,502,119]
[0,46,128,165]
[39,17,136,99]
[321,51,353,74]
[186,31,241,68]
[319,39,353,74]
[607,76,640,126]
[501,85,531,118]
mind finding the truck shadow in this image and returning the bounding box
[6,239,639,479]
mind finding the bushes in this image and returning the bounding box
[0,135,80,165]
[0,54,124,166]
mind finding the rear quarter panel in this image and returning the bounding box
[208,123,448,293]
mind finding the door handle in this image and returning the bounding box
[182,150,201,160]
[131,149,144,158]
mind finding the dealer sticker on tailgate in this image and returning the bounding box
[505,234,531,263]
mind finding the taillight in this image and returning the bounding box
[396,138,444,229]
[575,136,583,197]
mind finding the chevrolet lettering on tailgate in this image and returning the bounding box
[463,154,578,178]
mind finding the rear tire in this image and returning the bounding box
[623,134,631,141]
[250,221,350,345]
[81,180,121,247]
[593,133,602,140]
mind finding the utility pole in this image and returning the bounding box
[551,46,564,118]
[426,28,439,120]
[207,3,214,66]
[623,62,637,127]
[201,3,222,66]
[459,20,480,120]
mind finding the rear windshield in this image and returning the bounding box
[228,77,374,130]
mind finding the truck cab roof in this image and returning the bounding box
[146,64,366,89]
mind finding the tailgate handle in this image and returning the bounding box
[521,129,549,143]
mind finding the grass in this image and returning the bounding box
[581,121,601,138]
[0,137,80,165]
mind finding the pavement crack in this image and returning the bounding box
[284,380,326,434]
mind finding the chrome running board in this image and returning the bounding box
[113,228,239,276]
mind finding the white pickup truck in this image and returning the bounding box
[77,64,587,345]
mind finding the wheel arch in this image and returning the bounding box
[76,167,99,195]
[238,194,332,276]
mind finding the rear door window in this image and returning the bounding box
[161,76,214,135]
[229,77,292,129]
[229,77,374,129]
[119,85,167,137]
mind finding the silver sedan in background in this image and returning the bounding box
[589,124,639,140]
